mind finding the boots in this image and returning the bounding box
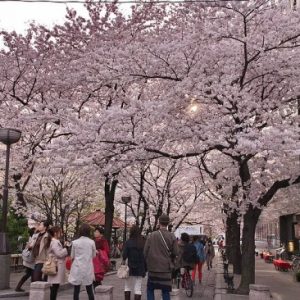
[15,276,27,292]
[134,295,141,300]
[125,291,131,300]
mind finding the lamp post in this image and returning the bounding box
[136,211,143,227]
[122,196,131,244]
[0,128,21,290]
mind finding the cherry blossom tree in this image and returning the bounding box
[69,1,299,292]
[0,0,299,294]
[117,158,206,232]
[24,166,100,239]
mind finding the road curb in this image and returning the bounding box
[0,290,29,298]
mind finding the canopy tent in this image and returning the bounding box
[82,209,126,229]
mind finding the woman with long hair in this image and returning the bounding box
[31,220,51,282]
[68,224,96,300]
[47,226,68,300]
[122,225,146,300]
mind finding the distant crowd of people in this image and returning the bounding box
[16,215,216,300]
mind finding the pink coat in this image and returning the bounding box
[47,239,68,284]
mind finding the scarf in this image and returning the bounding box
[32,232,46,258]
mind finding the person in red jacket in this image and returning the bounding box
[93,227,110,288]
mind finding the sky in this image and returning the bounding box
[0,1,88,33]
[0,0,135,33]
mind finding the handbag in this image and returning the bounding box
[22,248,34,264]
[65,256,72,271]
[117,264,129,279]
[42,256,57,276]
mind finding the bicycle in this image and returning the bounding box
[176,267,193,297]
[291,255,300,272]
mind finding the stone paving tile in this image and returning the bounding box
[57,264,216,300]
[2,262,216,300]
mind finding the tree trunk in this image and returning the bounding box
[104,176,118,246]
[225,210,242,274]
[237,205,261,294]
[12,174,27,210]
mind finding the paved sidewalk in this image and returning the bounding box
[255,255,300,300]
[58,265,215,300]
[215,253,300,300]
[0,264,215,300]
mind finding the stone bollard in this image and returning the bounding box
[170,288,180,300]
[29,281,51,300]
[249,284,271,300]
[95,285,113,300]
[0,254,11,289]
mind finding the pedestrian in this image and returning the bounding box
[15,228,36,292]
[47,226,69,300]
[218,239,224,253]
[192,236,205,284]
[205,239,215,270]
[111,239,121,258]
[122,225,146,300]
[94,226,110,257]
[68,223,96,300]
[93,226,109,288]
[144,214,178,300]
[31,220,51,282]
[175,233,198,284]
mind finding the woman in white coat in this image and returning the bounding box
[47,226,68,300]
[69,224,96,300]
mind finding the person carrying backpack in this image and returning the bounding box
[192,236,206,284]
[176,233,198,272]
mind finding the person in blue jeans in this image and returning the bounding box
[144,214,179,300]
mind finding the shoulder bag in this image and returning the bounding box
[42,256,57,276]
[158,230,175,268]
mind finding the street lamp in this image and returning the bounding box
[121,196,131,244]
[136,211,143,227]
[0,128,21,290]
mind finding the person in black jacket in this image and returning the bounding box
[122,225,146,300]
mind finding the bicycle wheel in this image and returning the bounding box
[185,272,194,297]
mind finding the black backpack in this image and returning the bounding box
[182,244,199,264]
